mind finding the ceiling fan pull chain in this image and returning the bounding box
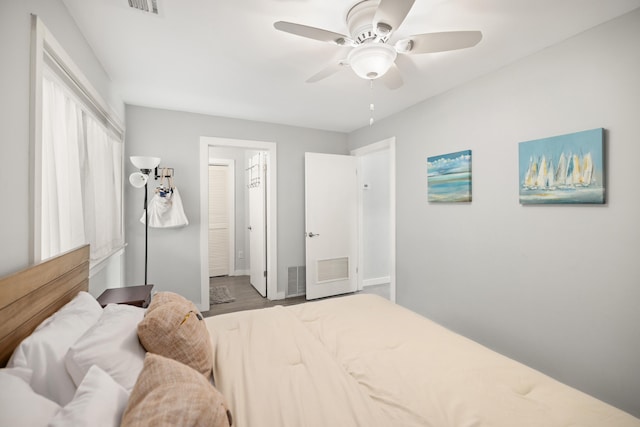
[369,79,375,126]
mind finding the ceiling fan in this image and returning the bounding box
[274,0,482,89]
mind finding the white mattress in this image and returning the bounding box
[206,294,639,427]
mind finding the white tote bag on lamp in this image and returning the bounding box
[140,186,189,228]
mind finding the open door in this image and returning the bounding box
[248,152,267,297]
[305,153,358,300]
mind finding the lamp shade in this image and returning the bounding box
[130,156,161,170]
[129,171,149,188]
[347,43,397,80]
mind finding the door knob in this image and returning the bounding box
[307,232,320,238]
[248,226,252,230]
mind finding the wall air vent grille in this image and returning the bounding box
[287,266,306,297]
[128,0,159,14]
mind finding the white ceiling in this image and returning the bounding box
[61,0,640,133]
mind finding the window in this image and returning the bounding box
[31,16,124,267]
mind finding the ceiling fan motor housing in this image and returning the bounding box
[347,0,389,44]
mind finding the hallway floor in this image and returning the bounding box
[201,275,391,318]
[201,275,305,317]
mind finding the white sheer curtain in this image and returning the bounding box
[40,74,123,263]
[41,75,86,260]
[85,116,124,260]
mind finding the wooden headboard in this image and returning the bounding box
[0,244,90,367]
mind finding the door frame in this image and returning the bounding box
[351,137,396,303]
[199,137,281,312]
[209,159,235,277]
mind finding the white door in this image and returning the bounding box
[305,153,358,300]
[248,153,267,297]
[208,165,230,277]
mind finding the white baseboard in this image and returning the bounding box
[270,291,286,301]
[363,276,391,287]
[231,270,250,276]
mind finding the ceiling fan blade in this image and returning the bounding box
[306,61,348,83]
[274,21,353,46]
[373,0,416,36]
[397,31,483,54]
[380,64,403,90]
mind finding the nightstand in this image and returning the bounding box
[97,284,154,308]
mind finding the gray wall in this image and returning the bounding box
[0,0,124,293]
[349,9,640,417]
[124,106,348,303]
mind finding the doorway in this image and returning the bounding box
[352,137,396,303]
[208,149,267,299]
[199,137,281,313]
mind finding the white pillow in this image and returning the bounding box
[7,291,103,406]
[49,365,130,427]
[0,367,61,427]
[65,303,146,390]
[1,365,32,382]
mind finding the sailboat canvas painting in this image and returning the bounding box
[519,128,604,204]
[427,150,472,202]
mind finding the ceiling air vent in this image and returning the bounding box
[128,0,159,15]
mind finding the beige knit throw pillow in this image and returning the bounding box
[121,353,231,427]
[137,300,213,379]
[145,291,198,315]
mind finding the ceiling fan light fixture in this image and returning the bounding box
[347,42,397,80]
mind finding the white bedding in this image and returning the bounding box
[206,293,640,427]
[1,292,135,427]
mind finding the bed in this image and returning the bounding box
[1,245,639,427]
[206,295,640,427]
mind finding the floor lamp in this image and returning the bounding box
[129,156,161,285]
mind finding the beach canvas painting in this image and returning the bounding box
[427,150,472,202]
[519,128,604,204]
